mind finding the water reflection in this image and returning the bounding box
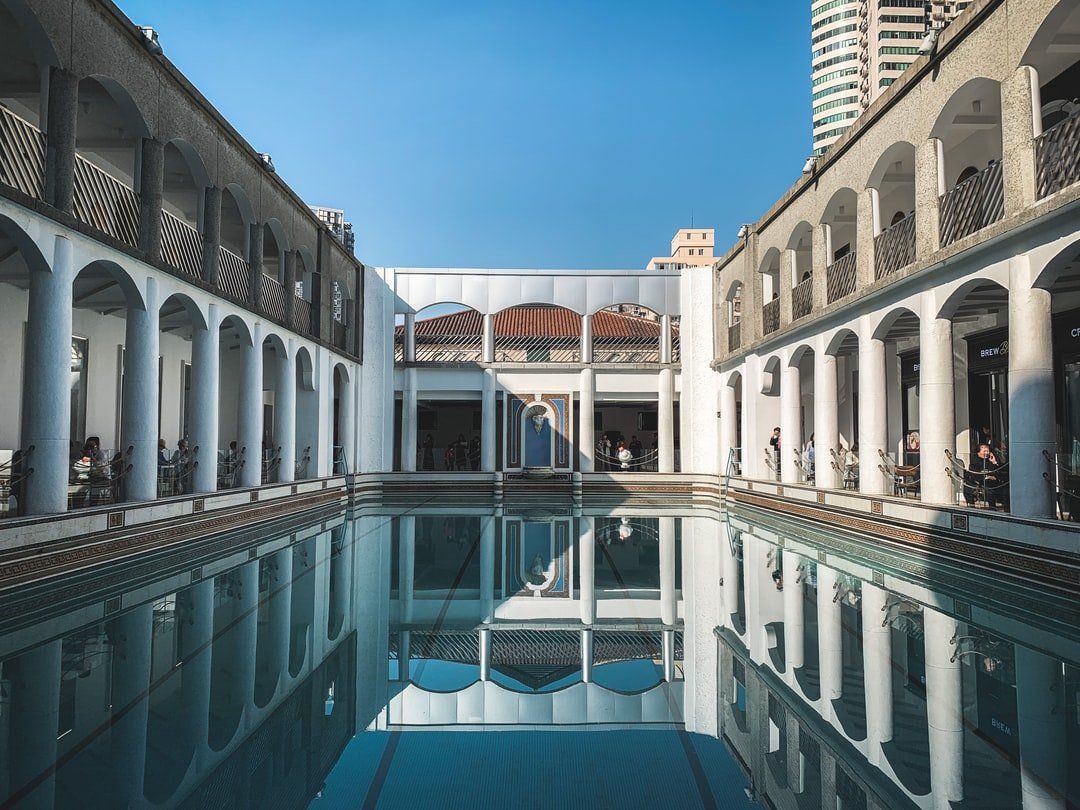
[0,502,1075,808]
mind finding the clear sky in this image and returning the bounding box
[117,0,811,269]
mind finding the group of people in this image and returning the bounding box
[595,434,651,471]
[420,434,481,471]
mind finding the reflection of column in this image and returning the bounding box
[858,333,888,495]
[1015,646,1067,810]
[481,369,497,472]
[179,578,213,765]
[817,565,843,714]
[478,628,492,682]
[658,368,675,473]
[190,304,220,493]
[861,583,893,765]
[719,381,737,475]
[236,562,259,725]
[110,603,153,806]
[238,322,264,488]
[662,629,676,683]
[266,549,293,699]
[1008,256,1056,519]
[783,551,804,680]
[479,516,495,624]
[21,235,74,514]
[275,345,296,483]
[659,517,677,627]
[924,608,964,808]
[920,298,956,506]
[579,368,595,472]
[403,313,416,362]
[721,527,739,627]
[339,369,357,474]
[814,350,839,489]
[780,361,802,483]
[123,277,160,501]
[398,515,415,681]
[8,640,62,810]
[578,516,595,625]
[580,629,594,683]
[400,367,418,472]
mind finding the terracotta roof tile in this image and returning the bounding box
[396,306,676,339]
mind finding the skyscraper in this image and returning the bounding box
[811,1,970,155]
[311,205,356,255]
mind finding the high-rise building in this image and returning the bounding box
[811,1,970,155]
[646,228,715,271]
[311,205,356,255]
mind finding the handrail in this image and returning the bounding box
[596,448,660,471]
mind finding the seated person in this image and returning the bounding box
[965,444,1007,509]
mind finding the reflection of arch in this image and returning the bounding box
[295,345,315,391]
[591,301,659,318]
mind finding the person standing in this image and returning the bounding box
[769,427,781,477]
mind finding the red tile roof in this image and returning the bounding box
[397,306,675,339]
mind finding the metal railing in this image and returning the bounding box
[0,104,46,199]
[332,445,349,475]
[792,276,813,320]
[160,209,203,278]
[291,296,312,335]
[1042,450,1079,521]
[73,154,140,248]
[414,333,484,363]
[493,333,581,363]
[217,454,243,490]
[877,449,919,498]
[596,448,660,472]
[946,449,1009,509]
[592,336,661,364]
[295,446,311,480]
[826,251,857,303]
[939,161,1004,247]
[670,316,681,363]
[416,444,482,471]
[874,213,916,279]
[217,246,250,301]
[68,447,133,509]
[332,319,348,351]
[0,447,33,518]
[260,274,288,321]
[762,298,780,335]
[728,321,741,351]
[261,448,282,484]
[1035,111,1080,200]
[725,447,742,478]
[158,456,196,498]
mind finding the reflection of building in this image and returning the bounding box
[647,228,715,271]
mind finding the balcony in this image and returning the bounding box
[792,277,813,320]
[73,154,140,248]
[874,214,916,280]
[332,319,348,352]
[260,274,288,322]
[0,104,45,200]
[939,160,1004,247]
[1035,112,1080,200]
[728,321,741,351]
[826,252,857,303]
[217,246,250,302]
[160,210,203,279]
[762,298,780,336]
[291,296,312,335]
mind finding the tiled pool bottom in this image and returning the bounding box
[319,730,754,809]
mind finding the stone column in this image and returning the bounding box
[200,186,222,285]
[190,304,220,493]
[44,67,78,213]
[660,314,673,364]
[924,608,964,808]
[719,380,738,475]
[813,224,830,310]
[400,367,418,471]
[238,323,264,488]
[578,368,595,472]
[859,333,889,495]
[659,517,677,627]
[1014,646,1067,810]
[479,515,495,624]
[478,628,492,682]
[861,583,893,766]
[7,640,62,810]
[283,250,297,325]
[580,629,594,683]
[915,138,944,258]
[482,313,495,363]
[248,223,264,309]
[179,578,214,764]
[21,235,74,515]
[403,312,416,362]
[482,369,497,472]
[780,249,796,327]
[1001,65,1040,216]
[138,137,164,259]
[109,603,153,806]
[814,350,840,489]
[580,313,593,363]
[398,515,415,681]
[578,515,595,625]
[122,277,160,502]
[780,361,802,483]
[339,367,356,474]
[658,367,675,472]
[783,551,804,681]
[1008,256,1056,518]
[857,187,878,288]
[274,346,296,483]
[920,296,956,505]
[817,565,843,718]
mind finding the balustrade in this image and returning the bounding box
[0,104,45,200]
[217,246,250,302]
[873,214,916,280]
[73,154,140,247]
[1035,112,1080,200]
[260,274,287,322]
[291,296,312,335]
[762,298,780,335]
[160,210,203,278]
[792,277,813,320]
[825,252,857,303]
[939,161,1004,247]
[728,321,741,351]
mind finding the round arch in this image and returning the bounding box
[0,0,60,127]
[157,291,208,333]
[870,305,921,341]
[75,75,151,187]
[296,246,317,300]
[262,331,288,359]
[936,276,1009,321]
[824,327,860,357]
[493,304,582,363]
[295,344,315,391]
[218,312,253,347]
[162,139,210,233]
[73,258,145,311]
[221,184,254,258]
[786,223,815,284]
[930,77,1003,190]
[0,212,49,275]
[788,343,815,367]
[866,142,917,230]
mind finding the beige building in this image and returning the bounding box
[647,228,715,271]
[812,1,971,155]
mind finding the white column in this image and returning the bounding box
[658,367,675,473]
[924,608,964,808]
[580,313,593,363]
[861,583,893,766]
[814,350,840,489]
[920,299,956,505]
[403,312,416,362]
[780,362,802,483]
[783,551,804,680]
[7,640,61,810]
[1008,257,1056,518]
[662,629,676,683]
[21,235,74,514]
[719,381,738,475]
[660,313,673,365]
[817,565,843,718]
[274,345,296,483]
[721,527,739,628]
[400,367,417,471]
[859,334,889,495]
[398,515,415,681]
[580,628,594,683]
[478,628,492,681]
[481,313,495,363]
[122,277,160,502]
[110,603,153,806]
[479,515,495,624]
[238,323,264,488]
[659,517,677,627]
[578,515,595,624]
[579,368,595,472]
[1015,646,1067,810]
[190,305,220,493]
[481,369,497,472]
[339,369,357,474]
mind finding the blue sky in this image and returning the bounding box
[117,0,810,269]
